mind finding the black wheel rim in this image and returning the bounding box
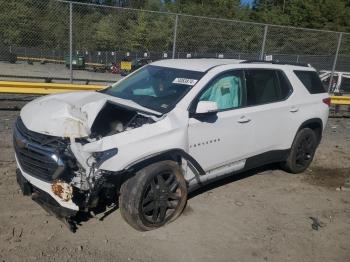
[295,134,315,168]
[141,171,182,225]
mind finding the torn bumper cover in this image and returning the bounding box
[13,94,159,224]
[13,117,81,216]
[16,168,78,218]
[13,116,116,223]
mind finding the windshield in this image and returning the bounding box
[102,65,204,113]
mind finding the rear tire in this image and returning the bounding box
[119,161,187,231]
[282,128,318,174]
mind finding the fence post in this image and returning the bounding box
[328,32,343,92]
[260,25,268,60]
[172,14,179,59]
[69,2,73,83]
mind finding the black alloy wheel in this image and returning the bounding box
[140,171,183,226]
[282,128,318,174]
[119,161,187,231]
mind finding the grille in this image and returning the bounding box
[14,117,67,181]
[15,117,68,148]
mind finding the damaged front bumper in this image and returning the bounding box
[15,160,79,214]
[16,169,77,217]
[16,167,80,231]
[13,116,120,223]
[13,117,88,215]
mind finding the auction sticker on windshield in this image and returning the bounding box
[172,78,198,85]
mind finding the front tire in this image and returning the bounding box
[119,161,187,231]
[282,128,318,174]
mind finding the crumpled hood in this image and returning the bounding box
[20,91,160,137]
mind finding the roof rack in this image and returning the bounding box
[240,60,311,67]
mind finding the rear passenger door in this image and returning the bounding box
[243,69,294,155]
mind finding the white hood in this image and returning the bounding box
[20,91,160,137]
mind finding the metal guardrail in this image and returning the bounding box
[0,81,349,105]
[0,81,105,94]
[0,74,114,84]
[331,95,350,105]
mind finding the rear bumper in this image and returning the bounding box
[15,155,79,217]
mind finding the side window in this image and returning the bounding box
[340,76,350,93]
[294,70,327,94]
[198,71,245,110]
[245,69,282,106]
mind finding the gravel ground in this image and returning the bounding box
[0,106,349,262]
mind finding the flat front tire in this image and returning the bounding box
[119,161,187,231]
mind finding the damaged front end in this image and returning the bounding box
[14,100,158,231]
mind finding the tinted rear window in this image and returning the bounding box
[294,71,326,94]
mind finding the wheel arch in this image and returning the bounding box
[297,118,323,144]
[117,149,205,184]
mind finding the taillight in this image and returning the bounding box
[322,97,331,107]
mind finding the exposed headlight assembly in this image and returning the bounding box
[93,148,118,168]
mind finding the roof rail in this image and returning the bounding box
[241,60,311,67]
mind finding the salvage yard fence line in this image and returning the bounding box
[56,0,350,35]
[1,0,350,87]
[0,81,349,106]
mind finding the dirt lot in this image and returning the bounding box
[0,108,349,262]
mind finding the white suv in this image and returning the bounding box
[13,59,330,231]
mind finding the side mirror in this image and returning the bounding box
[195,101,218,114]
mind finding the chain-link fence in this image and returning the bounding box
[0,0,350,87]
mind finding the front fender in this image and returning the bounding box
[83,108,192,172]
[98,126,188,171]
[123,148,205,176]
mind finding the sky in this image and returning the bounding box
[241,0,253,6]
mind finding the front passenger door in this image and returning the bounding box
[188,70,254,176]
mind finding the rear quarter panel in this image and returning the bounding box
[283,68,329,148]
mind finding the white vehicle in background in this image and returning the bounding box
[319,70,350,94]
[13,59,329,232]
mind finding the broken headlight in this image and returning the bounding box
[93,148,118,168]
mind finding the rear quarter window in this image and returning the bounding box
[294,70,327,94]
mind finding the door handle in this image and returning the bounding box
[289,106,299,113]
[237,116,251,123]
